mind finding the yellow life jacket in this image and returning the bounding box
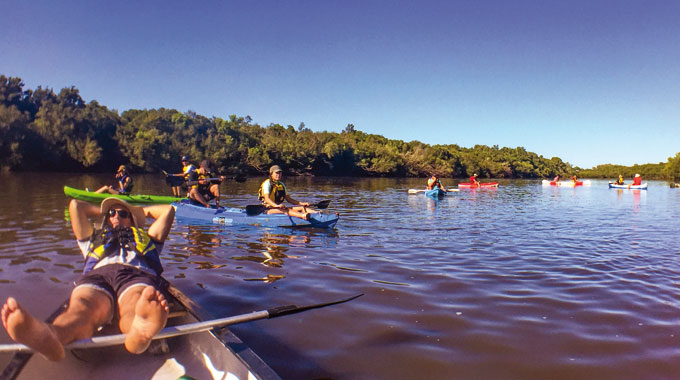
[85,226,162,275]
[258,179,286,204]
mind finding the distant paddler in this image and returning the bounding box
[95,165,133,195]
[258,165,317,220]
[632,173,642,186]
[470,173,480,187]
[614,174,624,185]
[426,174,446,192]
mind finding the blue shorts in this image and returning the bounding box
[74,264,167,320]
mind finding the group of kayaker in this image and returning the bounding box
[96,155,319,221]
[0,155,325,361]
[612,174,642,186]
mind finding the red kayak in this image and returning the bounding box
[458,182,499,189]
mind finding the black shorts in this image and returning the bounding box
[75,264,167,318]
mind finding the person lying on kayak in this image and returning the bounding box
[167,155,196,197]
[1,198,175,361]
[95,165,133,195]
[187,160,225,208]
[632,174,642,186]
[258,165,315,220]
[426,174,446,191]
[470,173,480,187]
[614,175,624,185]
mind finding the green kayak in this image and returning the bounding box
[64,186,186,204]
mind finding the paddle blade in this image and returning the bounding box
[245,205,266,216]
[267,293,364,318]
[407,189,423,194]
[313,199,331,209]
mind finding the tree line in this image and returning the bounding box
[1,75,677,180]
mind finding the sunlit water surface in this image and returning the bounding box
[1,173,680,380]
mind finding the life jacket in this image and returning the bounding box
[119,174,133,193]
[427,177,441,189]
[258,179,286,204]
[182,164,196,179]
[84,226,163,275]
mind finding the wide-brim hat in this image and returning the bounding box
[97,198,146,229]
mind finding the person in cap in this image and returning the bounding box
[426,174,446,191]
[470,173,480,187]
[187,160,226,208]
[95,165,134,195]
[167,155,196,197]
[257,165,315,220]
[632,173,642,186]
[1,198,175,360]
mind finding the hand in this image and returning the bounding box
[300,202,310,207]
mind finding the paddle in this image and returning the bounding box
[0,293,363,353]
[245,199,332,216]
[164,171,247,187]
[407,188,458,194]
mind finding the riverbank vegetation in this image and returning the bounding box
[2,75,677,180]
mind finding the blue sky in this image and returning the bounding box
[2,0,679,168]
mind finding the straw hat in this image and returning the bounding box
[97,198,146,229]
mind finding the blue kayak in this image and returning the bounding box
[172,201,339,228]
[425,188,446,198]
[608,182,648,190]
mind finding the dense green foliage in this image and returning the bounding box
[1,75,677,180]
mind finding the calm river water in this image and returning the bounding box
[1,173,680,380]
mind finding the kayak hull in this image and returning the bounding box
[608,182,648,190]
[172,201,339,228]
[541,180,591,187]
[64,186,185,204]
[458,182,499,189]
[425,188,446,198]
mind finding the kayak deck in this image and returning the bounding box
[173,201,339,228]
[1,285,281,380]
[64,186,185,205]
[425,188,446,198]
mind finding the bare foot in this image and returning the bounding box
[1,297,65,361]
[124,286,169,354]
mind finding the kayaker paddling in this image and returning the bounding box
[95,165,133,195]
[470,173,480,187]
[1,197,175,361]
[258,165,316,220]
[426,174,446,192]
[167,155,196,197]
[187,160,225,208]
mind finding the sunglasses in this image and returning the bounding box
[108,209,131,219]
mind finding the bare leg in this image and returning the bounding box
[188,188,209,208]
[210,184,220,207]
[2,297,65,361]
[119,285,169,354]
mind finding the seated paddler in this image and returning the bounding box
[258,165,317,220]
[95,165,133,195]
[187,160,225,208]
[426,174,446,191]
[1,197,175,361]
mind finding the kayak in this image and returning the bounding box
[425,188,446,198]
[64,186,185,205]
[173,200,339,228]
[0,283,282,380]
[541,180,592,187]
[609,182,648,190]
[671,183,680,188]
[458,182,499,189]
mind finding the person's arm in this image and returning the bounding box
[69,199,100,240]
[285,194,309,207]
[144,205,175,243]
